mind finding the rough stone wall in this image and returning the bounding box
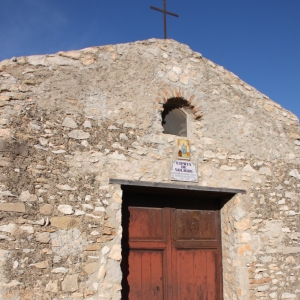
[0,38,299,300]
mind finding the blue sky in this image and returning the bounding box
[1,0,299,120]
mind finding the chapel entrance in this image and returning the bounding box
[121,191,223,300]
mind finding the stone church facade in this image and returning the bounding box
[0,39,299,299]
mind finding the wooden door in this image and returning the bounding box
[121,193,223,300]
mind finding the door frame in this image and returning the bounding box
[110,179,246,299]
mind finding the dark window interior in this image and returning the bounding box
[162,99,188,137]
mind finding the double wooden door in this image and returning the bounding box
[121,192,223,300]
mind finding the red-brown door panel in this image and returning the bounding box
[123,250,164,300]
[174,209,217,241]
[175,249,218,300]
[128,207,166,241]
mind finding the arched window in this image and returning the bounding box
[162,98,188,137]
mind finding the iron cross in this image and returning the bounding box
[150,0,179,39]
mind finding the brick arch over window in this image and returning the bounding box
[155,88,203,119]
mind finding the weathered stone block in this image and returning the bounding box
[36,232,50,243]
[0,129,11,139]
[0,202,25,213]
[108,244,121,261]
[234,218,251,230]
[19,191,37,202]
[62,117,78,129]
[40,204,53,215]
[0,157,11,167]
[84,262,98,274]
[0,223,17,234]
[62,274,78,292]
[84,244,102,251]
[58,204,74,215]
[45,280,58,293]
[68,130,90,140]
[50,217,81,229]
[30,260,48,269]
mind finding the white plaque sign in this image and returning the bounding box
[171,160,198,182]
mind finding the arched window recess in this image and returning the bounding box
[161,98,189,137]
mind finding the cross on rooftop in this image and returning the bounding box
[150,0,179,39]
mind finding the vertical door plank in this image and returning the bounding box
[150,251,164,300]
[141,251,164,299]
[165,207,173,300]
[177,250,195,299]
[206,250,217,300]
[193,250,208,300]
[128,251,142,299]
[141,252,151,299]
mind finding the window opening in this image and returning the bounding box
[162,98,188,137]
